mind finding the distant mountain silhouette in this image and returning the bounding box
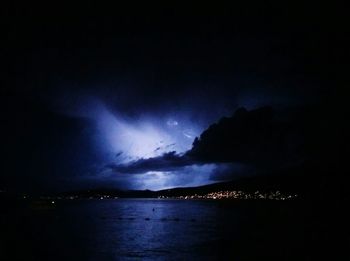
[51,165,312,199]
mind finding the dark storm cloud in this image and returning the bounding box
[103,105,308,181]
[0,97,102,192]
[187,106,307,169]
[209,163,255,181]
[105,106,306,179]
[106,151,195,174]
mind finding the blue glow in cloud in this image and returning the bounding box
[99,164,217,190]
[137,164,217,190]
[52,93,245,190]
[58,96,201,163]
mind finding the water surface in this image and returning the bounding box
[1,199,308,260]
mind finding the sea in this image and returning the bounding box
[0,198,324,260]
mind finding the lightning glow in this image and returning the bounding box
[73,97,201,163]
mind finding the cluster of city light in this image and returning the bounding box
[159,190,298,200]
[17,190,298,201]
[36,195,119,201]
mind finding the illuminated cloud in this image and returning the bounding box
[59,96,202,163]
[106,151,193,174]
[166,119,178,127]
[136,164,217,190]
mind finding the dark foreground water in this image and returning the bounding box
[0,199,338,260]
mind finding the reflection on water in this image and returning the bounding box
[1,199,308,260]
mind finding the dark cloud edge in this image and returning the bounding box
[106,151,198,174]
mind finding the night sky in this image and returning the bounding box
[0,3,345,193]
